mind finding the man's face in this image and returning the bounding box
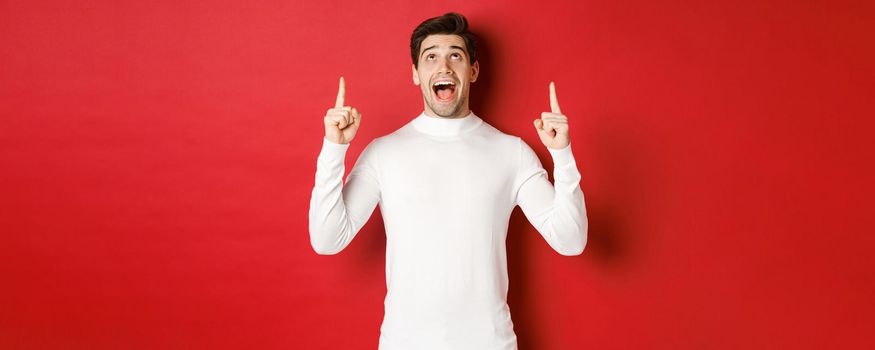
[412,34,479,118]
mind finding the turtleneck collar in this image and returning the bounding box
[410,111,483,137]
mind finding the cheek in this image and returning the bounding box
[452,64,471,76]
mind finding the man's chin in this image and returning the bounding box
[428,100,463,118]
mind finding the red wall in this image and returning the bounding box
[2,1,873,349]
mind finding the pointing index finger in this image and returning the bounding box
[549,81,561,114]
[335,76,345,109]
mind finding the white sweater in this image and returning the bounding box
[308,111,588,350]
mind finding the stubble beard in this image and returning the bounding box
[425,89,467,118]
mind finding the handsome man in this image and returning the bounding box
[308,12,588,350]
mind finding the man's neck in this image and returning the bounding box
[423,107,471,119]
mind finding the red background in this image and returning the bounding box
[2,0,873,349]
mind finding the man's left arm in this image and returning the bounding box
[515,81,588,256]
[515,140,588,256]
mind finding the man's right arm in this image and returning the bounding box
[308,137,382,255]
[308,77,380,255]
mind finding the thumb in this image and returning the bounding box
[533,119,551,138]
[351,109,361,127]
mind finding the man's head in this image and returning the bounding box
[410,13,480,118]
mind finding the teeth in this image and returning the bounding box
[433,81,455,87]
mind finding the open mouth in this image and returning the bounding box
[432,80,456,102]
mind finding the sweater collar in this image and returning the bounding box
[411,111,483,137]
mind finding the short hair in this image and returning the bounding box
[410,12,478,68]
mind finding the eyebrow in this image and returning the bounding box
[420,45,467,58]
[420,45,437,57]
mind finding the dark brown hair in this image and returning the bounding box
[410,12,478,68]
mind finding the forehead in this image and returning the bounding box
[420,34,467,54]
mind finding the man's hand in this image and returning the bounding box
[324,76,361,144]
[533,81,570,150]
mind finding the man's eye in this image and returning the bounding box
[451,53,461,60]
[426,54,435,60]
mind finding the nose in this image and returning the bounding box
[437,57,453,75]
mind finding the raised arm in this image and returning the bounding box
[516,81,588,255]
[515,139,588,256]
[308,77,381,255]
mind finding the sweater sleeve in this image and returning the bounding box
[513,138,588,256]
[308,136,382,255]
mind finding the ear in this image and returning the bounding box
[412,64,420,86]
[470,61,480,83]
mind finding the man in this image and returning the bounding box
[308,12,587,350]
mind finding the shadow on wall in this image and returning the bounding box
[469,24,496,120]
[583,114,647,271]
[506,211,544,349]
